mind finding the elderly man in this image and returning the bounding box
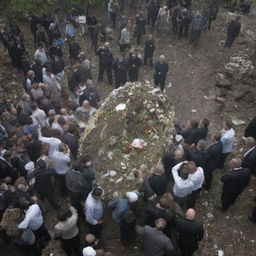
[154,55,168,92]
[84,187,104,238]
[176,208,204,256]
[220,158,251,211]
[76,100,96,117]
[136,218,174,256]
[24,70,35,92]
[241,137,256,175]
[219,119,235,168]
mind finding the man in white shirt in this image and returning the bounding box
[220,119,235,168]
[31,102,46,128]
[18,199,51,248]
[39,128,62,158]
[54,206,80,255]
[34,42,48,65]
[187,161,205,208]
[52,143,70,196]
[84,187,104,238]
[172,162,193,210]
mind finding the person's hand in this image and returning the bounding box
[97,219,104,224]
[191,143,196,149]
[183,160,189,165]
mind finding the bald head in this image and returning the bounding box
[244,137,256,148]
[229,158,241,169]
[186,208,196,220]
[174,149,184,159]
[159,55,166,62]
[104,42,110,48]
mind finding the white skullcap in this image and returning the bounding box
[126,192,138,203]
[83,247,96,256]
[24,161,35,172]
[175,135,183,143]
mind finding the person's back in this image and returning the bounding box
[176,217,203,251]
[228,20,241,37]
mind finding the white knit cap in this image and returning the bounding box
[24,161,35,172]
[126,192,138,203]
[83,247,96,256]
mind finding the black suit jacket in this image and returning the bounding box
[221,168,251,199]
[63,133,78,159]
[187,148,208,169]
[176,217,204,252]
[206,141,223,171]
[244,117,256,140]
[241,148,256,175]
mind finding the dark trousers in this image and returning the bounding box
[115,73,127,88]
[34,225,51,249]
[224,35,236,49]
[181,249,195,256]
[154,74,166,92]
[174,195,188,211]
[70,191,83,217]
[98,63,113,85]
[172,20,178,34]
[57,175,68,197]
[144,54,153,66]
[204,168,214,191]
[148,14,158,28]
[61,234,80,256]
[120,220,136,246]
[251,205,256,223]
[92,38,98,53]
[190,30,201,45]
[129,69,139,82]
[86,222,103,239]
[179,23,189,39]
[39,191,59,210]
[221,193,237,211]
[240,4,250,15]
[219,152,230,169]
[136,34,143,45]
[187,189,201,209]
[109,12,117,28]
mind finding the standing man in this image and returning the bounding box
[176,208,204,256]
[136,218,174,256]
[34,42,48,66]
[96,42,113,85]
[224,16,241,49]
[241,137,256,175]
[144,34,155,67]
[127,51,142,82]
[113,54,128,88]
[190,12,207,45]
[147,0,162,28]
[178,8,193,39]
[219,119,235,168]
[220,158,251,211]
[154,55,169,92]
[204,134,223,190]
[84,187,104,238]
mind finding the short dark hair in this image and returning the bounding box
[67,124,77,134]
[92,187,103,197]
[201,118,209,128]
[159,197,170,209]
[224,119,233,129]
[19,198,31,210]
[190,120,199,129]
[57,208,72,222]
[30,102,38,111]
[73,161,82,172]
[37,159,46,169]
[80,155,91,164]
[38,42,45,48]
[122,210,135,223]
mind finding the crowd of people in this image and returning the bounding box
[0,0,255,256]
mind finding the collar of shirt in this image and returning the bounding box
[244,146,256,157]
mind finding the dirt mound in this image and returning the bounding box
[79,82,175,196]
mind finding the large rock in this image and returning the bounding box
[78,82,175,196]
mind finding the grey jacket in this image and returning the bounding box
[136,225,174,256]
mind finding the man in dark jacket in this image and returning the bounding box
[154,55,168,92]
[49,39,63,59]
[127,52,142,82]
[245,117,256,140]
[241,137,256,175]
[69,38,81,63]
[190,12,207,45]
[176,208,204,256]
[63,124,79,159]
[96,42,113,85]
[147,0,162,28]
[144,34,155,67]
[34,159,58,210]
[220,158,251,211]
[113,54,128,88]
[204,134,223,190]
[178,8,193,39]
[0,151,18,182]
[79,80,100,108]
[224,16,241,48]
